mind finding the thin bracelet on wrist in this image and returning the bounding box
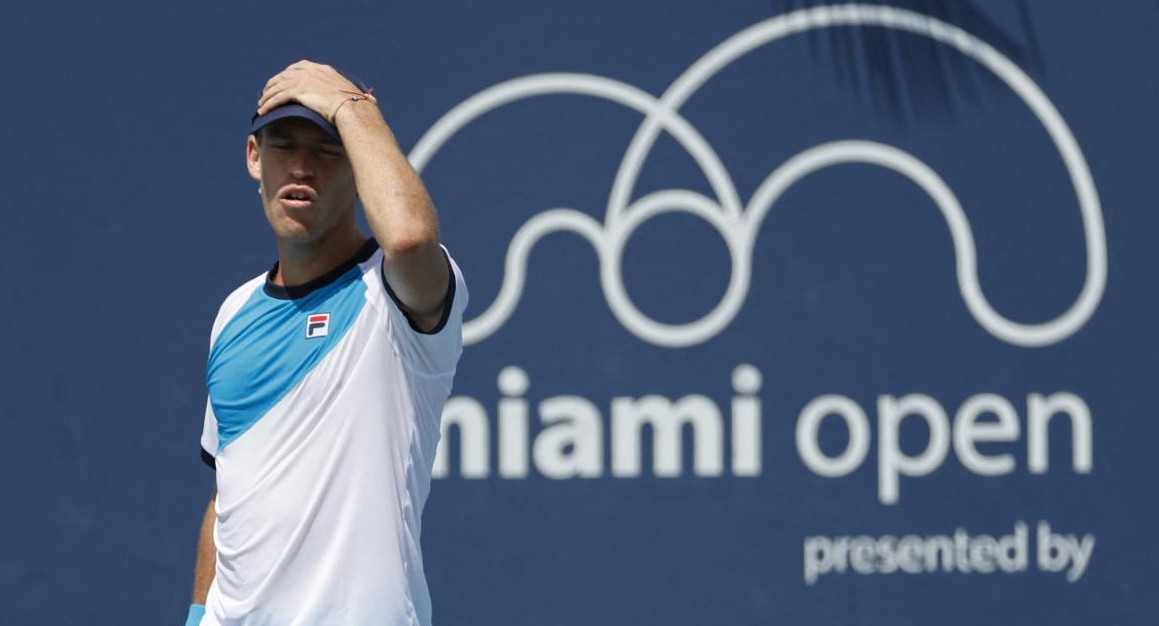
[331,87,377,123]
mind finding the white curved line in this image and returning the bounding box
[413,4,1107,348]
[599,190,751,347]
[746,140,979,323]
[608,3,1105,346]
[463,209,605,345]
[409,73,742,219]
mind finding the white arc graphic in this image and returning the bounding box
[411,3,1106,348]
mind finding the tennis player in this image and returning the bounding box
[185,60,467,626]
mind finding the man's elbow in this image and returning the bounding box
[381,226,440,261]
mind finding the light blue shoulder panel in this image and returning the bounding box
[207,268,368,451]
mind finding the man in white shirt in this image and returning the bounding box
[187,60,467,626]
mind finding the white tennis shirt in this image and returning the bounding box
[199,240,466,626]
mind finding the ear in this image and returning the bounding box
[246,134,262,182]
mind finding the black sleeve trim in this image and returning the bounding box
[201,447,217,470]
[380,248,456,335]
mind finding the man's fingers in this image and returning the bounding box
[258,93,290,116]
[262,60,336,94]
[256,61,357,117]
[258,77,302,111]
[257,90,297,116]
[257,86,276,112]
[263,74,288,95]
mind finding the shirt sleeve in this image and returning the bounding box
[378,246,469,378]
[200,398,219,469]
[197,276,262,470]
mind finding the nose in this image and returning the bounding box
[287,147,315,179]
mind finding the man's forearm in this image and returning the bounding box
[336,102,439,255]
[191,495,216,604]
[334,101,450,323]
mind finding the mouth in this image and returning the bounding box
[277,185,317,209]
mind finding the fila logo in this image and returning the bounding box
[306,313,330,339]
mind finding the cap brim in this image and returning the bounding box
[250,104,340,140]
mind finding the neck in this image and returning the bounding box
[273,227,368,287]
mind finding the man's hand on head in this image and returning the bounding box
[257,60,372,125]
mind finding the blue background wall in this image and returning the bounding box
[1,1,1156,624]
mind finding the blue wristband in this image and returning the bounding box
[185,604,206,626]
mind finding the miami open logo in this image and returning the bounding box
[421,4,1100,514]
[410,3,1106,349]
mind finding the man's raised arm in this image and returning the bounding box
[256,61,450,331]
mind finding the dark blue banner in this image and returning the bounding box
[1,1,1156,624]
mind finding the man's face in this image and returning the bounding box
[246,118,357,244]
